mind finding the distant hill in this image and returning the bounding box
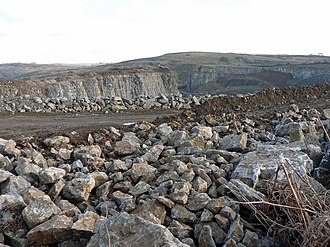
[1,52,330,95]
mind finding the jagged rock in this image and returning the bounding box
[22,187,46,205]
[219,133,248,151]
[107,159,128,172]
[22,195,61,229]
[170,181,191,205]
[73,145,104,167]
[0,170,13,184]
[56,199,81,217]
[231,143,313,188]
[194,222,227,245]
[171,204,197,224]
[288,122,305,142]
[63,174,95,201]
[87,212,188,247]
[57,148,72,160]
[192,176,208,193]
[14,157,41,182]
[198,225,216,247]
[133,200,166,224]
[0,154,12,171]
[43,136,70,148]
[226,216,244,243]
[48,178,66,200]
[0,175,31,195]
[127,161,156,183]
[215,214,230,232]
[0,138,20,158]
[186,193,211,211]
[114,140,140,156]
[242,229,259,247]
[0,192,26,209]
[200,209,214,222]
[26,215,73,245]
[128,181,150,197]
[141,144,164,162]
[157,123,173,136]
[72,211,101,239]
[192,126,213,140]
[112,190,133,205]
[155,195,175,208]
[39,167,66,184]
[168,220,193,239]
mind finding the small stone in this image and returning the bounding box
[205,197,228,214]
[170,181,191,205]
[215,214,230,232]
[0,175,31,195]
[155,196,175,208]
[226,216,244,243]
[57,148,72,160]
[63,174,95,201]
[14,157,41,182]
[168,220,193,239]
[90,171,108,187]
[39,167,66,184]
[171,204,197,224]
[112,190,133,205]
[242,229,259,247]
[26,215,73,245]
[0,191,26,209]
[128,162,156,183]
[43,136,70,148]
[186,193,211,211]
[72,211,101,239]
[22,187,46,205]
[198,225,216,247]
[157,123,173,136]
[220,206,237,221]
[141,144,164,162]
[200,209,214,222]
[73,145,104,168]
[192,176,208,193]
[114,140,140,156]
[128,181,150,197]
[0,138,20,158]
[0,170,13,184]
[48,178,66,200]
[133,200,166,224]
[22,195,61,229]
[219,133,248,152]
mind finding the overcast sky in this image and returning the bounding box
[0,0,329,64]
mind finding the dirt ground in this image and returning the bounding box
[0,83,329,141]
[0,109,181,139]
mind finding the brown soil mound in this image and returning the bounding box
[195,83,330,116]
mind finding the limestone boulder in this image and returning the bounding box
[62,174,95,201]
[22,195,61,229]
[27,215,73,245]
[87,212,189,247]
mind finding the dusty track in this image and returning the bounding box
[0,109,181,139]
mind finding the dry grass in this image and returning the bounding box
[233,161,330,247]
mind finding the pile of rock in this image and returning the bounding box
[0,94,207,113]
[0,105,329,246]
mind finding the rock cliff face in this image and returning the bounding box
[185,65,330,94]
[0,67,179,100]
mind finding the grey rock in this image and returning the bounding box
[43,136,70,148]
[39,167,66,184]
[73,145,104,168]
[22,195,61,229]
[231,143,313,188]
[198,225,216,247]
[194,222,227,245]
[157,123,173,136]
[186,193,211,212]
[128,161,156,183]
[63,174,95,201]
[200,209,214,222]
[226,216,244,243]
[170,181,191,205]
[87,212,188,247]
[114,140,140,156]
[171,204,197,224]
[168,220,193,239]
[0,191,26,209]
[219,133,248,152]
[0,175,31,195]
[242,229,259,247]
[15,157,42,183]
[128,181,150,197]
[22,186,46,205]
[26,215,73,245]
[141,144,164,162]
[0,138,20,158]
[72,211,101,239]
[0,170,13,184]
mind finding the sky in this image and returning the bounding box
[0,0,329,64]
